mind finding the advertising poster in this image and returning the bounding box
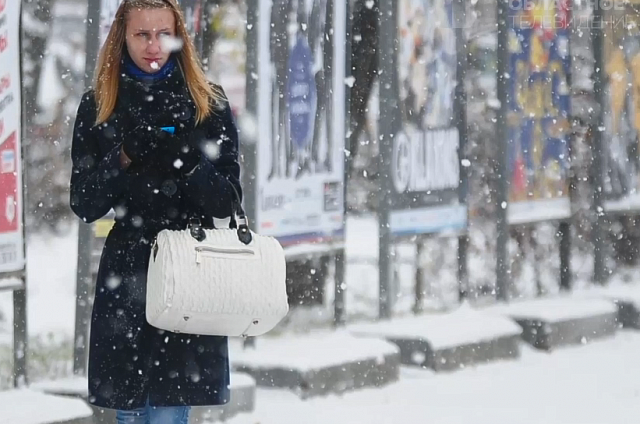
[602,3,640,213]
[0,0,25,273]
[505,0,572,224]
[389,0,466,236]
[256,0,346,247]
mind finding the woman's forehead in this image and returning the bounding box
[127,7,175,30]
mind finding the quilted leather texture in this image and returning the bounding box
[146,228,289,337]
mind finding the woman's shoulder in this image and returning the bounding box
[78,89,98,115]
[205,82,233,118]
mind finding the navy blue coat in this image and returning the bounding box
[69,67,241,410]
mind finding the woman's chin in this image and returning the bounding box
[138,61,166,73]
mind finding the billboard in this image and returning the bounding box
[601,4,640,213]
[256,0,346,248]
[389,0,466,236]
[505,0,572,224]
[0,0,25,273]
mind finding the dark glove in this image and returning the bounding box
[122,125,161,164]
[155,129,204,175]
[129,89,196,133]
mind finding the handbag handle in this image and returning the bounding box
[226,178,253,245]
[188,176,252,245]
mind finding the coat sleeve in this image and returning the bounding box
[69,91,130,223]
[177,99,242,220]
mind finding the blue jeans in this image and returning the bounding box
[115,398,190,424]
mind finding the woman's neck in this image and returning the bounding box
[123,54,177,84]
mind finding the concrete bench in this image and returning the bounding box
[349,304,522,372]
[30,372,256,423]
[485,297,619,350]
[231,331,400,399]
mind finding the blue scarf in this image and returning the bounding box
[123,54,177,85]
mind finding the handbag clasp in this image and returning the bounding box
[188,218,206,242]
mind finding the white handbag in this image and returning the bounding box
[145,193,289,338]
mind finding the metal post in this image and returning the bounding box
[73,0,101,376]
[558,1,574,293]
[455,0,469,303]
[559,222,571,291]
[12,1,28,388]
[334,0,350,328]
[241,0,259,348]
[414,239,424,314]
[592,1,607,285]
[377,0,398,319]
[495,0,511,301]
[13,288,27,387]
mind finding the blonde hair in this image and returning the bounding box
[93,0,225,125]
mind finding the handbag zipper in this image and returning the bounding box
[195,246,255,264]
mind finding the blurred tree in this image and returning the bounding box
[348,0,378,173]
[22,0,56,128]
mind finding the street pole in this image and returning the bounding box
[334,0,349,327]
[495,0,511,301]
[12,1,28,388]
[241,0,259,348]
[559,2,574,292]
[592,0,607,285]
[377,0,397,319]
[455,0,469,302]
[73,0,100,376]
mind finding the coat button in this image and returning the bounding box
[180,106,192,121]
[161,180,178,197]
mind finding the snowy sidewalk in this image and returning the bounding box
[0,389,92,424]
[225,330,640,424]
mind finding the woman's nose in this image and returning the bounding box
[146,37,161,54]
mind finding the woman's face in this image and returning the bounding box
[125,7,176,73]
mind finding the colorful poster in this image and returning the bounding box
[390,0,466,236]
[602,3,640,212]
[256,0,346,248]
[0,0,25,273]
[506,0,572,224]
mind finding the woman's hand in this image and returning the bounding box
[122,126,161,165]
[128,89,195,133]
[120,147,132,169]
[155,130,203,175]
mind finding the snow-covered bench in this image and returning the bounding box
[30,373,256,424]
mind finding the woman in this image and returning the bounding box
[69,1,241,422]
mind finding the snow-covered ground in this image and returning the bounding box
[2,217,640,423]
[0,216,639,342]
[226,331,640,424]
[0,224,78,344]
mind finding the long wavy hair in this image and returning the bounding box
[93,0,225,125]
